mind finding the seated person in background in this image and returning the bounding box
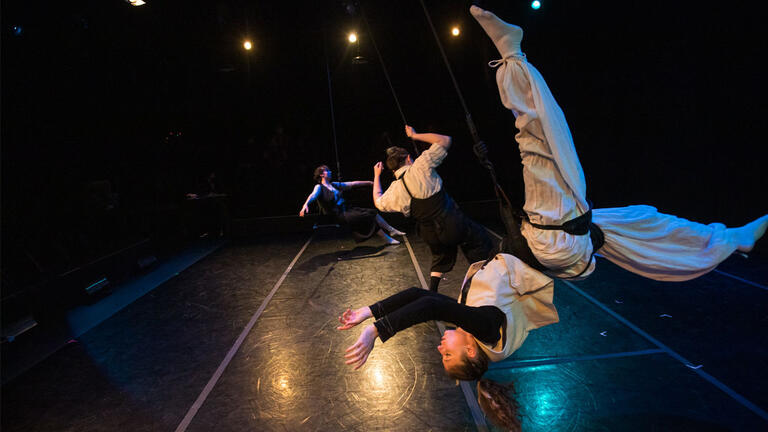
[300,165,404,244]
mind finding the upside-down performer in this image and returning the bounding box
[373,126,495,292]
[300,165,404,244]
[339,6,768,430]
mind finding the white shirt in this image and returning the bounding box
[374,143,448,217]
[460,253,558,362]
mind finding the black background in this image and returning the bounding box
[3,0,766,308]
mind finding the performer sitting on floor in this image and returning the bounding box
[300,165,404,244]
[373,126,495,292]
[339,6,768,431]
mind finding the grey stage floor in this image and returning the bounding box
[2,225,767,431]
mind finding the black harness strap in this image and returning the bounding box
[396,170,413,198]
[496,195,605,277]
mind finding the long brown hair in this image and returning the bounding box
[477,379,521,432]
[446,347,521,431]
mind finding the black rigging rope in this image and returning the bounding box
[417,0,480,144]
[359,2,420,156]
[417,0,511,208]
[324,30,343,181]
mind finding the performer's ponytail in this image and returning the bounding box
[445,348,521,431]
[476,379,521,432]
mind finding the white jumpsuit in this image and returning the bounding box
[493,54,740,282]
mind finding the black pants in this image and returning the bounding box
[419,212,495,273]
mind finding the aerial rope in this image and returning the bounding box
[416,0,513,210]
[324,30,343,181]
[358,2,420,156]
[352,0,512,210]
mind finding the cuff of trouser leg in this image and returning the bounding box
[374,317,394,342]
[369,302,385,319]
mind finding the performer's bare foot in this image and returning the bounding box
[470,5,523,58]
[731,214,768,253]
[388,229,406,236]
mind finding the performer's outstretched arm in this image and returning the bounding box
[339,287,503,369]
[338,180,373,189]
[299,185,321,216]
[405,125,451,150]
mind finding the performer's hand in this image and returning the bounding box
[337,306,373,330]
[299,205,309,217]
[373,161,384,176]
[404,125,416,138]
[345,325,378,370]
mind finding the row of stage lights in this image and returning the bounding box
[127,1,542,9]
[244,0,544,52]
[122,0,542,51]
[241,25,457,52]
[128,1,542,8]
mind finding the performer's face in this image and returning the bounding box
[438,328,474,370]
[323,169,331,180]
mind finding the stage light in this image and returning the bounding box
[531,1,541,10]
[348,32,358,43]
[126,0,146,6]
[243,40,253,50]
[12,25,23,36]
[451,27,460,37]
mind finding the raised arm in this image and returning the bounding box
[405,125,452,150]
[299,184,321,216]
[372,162,385,207]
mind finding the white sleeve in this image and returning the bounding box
[375,185,399,212]
[412,143,448,171]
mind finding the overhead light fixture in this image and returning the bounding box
[126,0,146,6]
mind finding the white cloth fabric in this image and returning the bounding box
[494,55,595,279]
[375,143,448,217]
[593,205,739,281]
[460,253,558,362]
[493,54,740,281]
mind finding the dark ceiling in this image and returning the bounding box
[2,0,766,242]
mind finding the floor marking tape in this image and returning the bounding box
[403,235,489,432]
[175,235,315,432]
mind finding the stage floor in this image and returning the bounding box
[2,224,767,431]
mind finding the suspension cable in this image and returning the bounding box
[417,0,507,201]
[324,30,342,180]
[359,2,420,156]
[417,0,481,145]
